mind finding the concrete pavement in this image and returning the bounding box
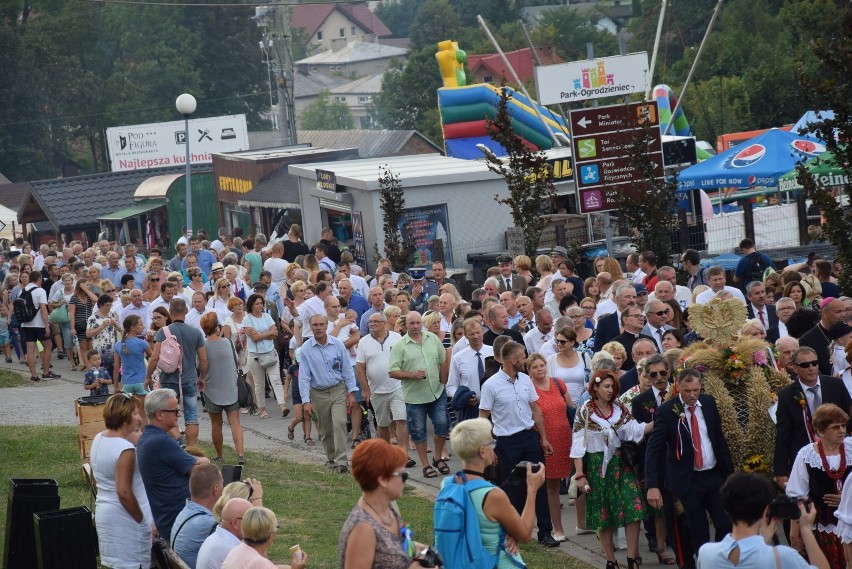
[0,353,676,569]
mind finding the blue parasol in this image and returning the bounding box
[676,129,826,192]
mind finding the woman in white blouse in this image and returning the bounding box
[571,370,653,569]
[546,327,587,409]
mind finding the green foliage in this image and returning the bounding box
[408,0,461,52]
[374,167,415,272]
[795,5,852,295]
[690,76,753,145]
[369,46,443,144]
[528,6,620,61]
[300,91,355,130]
[485,87,555,257]
[448,0,519,28]
[375,0,421,38]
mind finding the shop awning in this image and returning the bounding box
[97,199,165,221]
[134,173,183,200]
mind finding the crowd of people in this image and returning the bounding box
[10,229,852,569]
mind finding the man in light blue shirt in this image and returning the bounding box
[697,472,825,569]
[299,313,357,473]
[113,254,146,289]
[182,237,216,275]
[171,463,222,569]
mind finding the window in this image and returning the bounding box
[339,28,345,37]
[483,75,494,83]
[351,26,356,36]
[317,31,323,41]
[358,96,371,103]
[329,65,341,72]
[336,96,346,102]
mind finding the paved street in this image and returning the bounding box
[0,355,676,568]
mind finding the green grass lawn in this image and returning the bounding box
[0,426,593,569]
[0,369,29,388]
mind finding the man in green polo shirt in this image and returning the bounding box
[388,311,450,478]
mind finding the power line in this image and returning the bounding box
[86,0,363,7]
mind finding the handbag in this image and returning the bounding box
[254,349,279,369]
[48,302,69,324]
[151,538,190,569]
[551,378,574,423]
[229,339,257,412]
[614,403,642,471]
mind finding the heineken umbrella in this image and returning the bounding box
[676,129,826,192]
[777,147,849,192]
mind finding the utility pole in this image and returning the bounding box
[272,2,297,146]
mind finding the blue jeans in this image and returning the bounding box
[161,380,199,425]
[406,390,449,444]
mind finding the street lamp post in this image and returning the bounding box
[175,93,197,239]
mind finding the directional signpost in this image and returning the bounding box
[569,101,664,214]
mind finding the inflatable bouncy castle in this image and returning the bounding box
[435,40,570,159]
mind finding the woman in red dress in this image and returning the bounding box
[528,352,573,542]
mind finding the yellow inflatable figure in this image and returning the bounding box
[436,40,467,88]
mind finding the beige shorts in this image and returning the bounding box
[370,389,406,427]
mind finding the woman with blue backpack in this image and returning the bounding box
[435,418,546,569]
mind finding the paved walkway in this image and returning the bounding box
[0,355,675,569]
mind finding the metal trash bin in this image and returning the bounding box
[3,479,60,569]
[33,506,97,569]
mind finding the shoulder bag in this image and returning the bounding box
[614,403,642,471]
[229,338,257,412]
[248,314,279,369]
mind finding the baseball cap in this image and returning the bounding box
[633,283,648,295]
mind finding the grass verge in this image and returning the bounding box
[0,369,29,388]
[0,426,593,569]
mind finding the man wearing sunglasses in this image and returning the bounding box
[641,300,674,353]
[773,346,852,491]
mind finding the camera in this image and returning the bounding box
[768,495,810,520]
[512,461,542,477]
[414,546,443,568]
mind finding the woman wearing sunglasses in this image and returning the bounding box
[341,438,429,569]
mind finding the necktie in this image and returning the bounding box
[526,320,534,332]
[656,329,664,350]
[505,278,511,289]
[809,386,822,414]
[758,309,765,327]
[689,405,704,469]
[476,352,484,383]
[659,388,667,406]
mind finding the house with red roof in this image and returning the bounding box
[466,46,562,86]
[290,2,392,52]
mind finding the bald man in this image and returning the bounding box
[799,298,847,375]
[196,498,252,569]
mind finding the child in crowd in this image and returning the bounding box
[0,306,10,363]
[84,349,112,395]
[113,315,152,395]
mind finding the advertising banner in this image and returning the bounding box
[398,204,452,267]
[351,211,366,267]
[535,52,650,105]
[106,115,248,172]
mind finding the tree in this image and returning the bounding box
[611,115,680,269]
[375,0,421,38]
[795,5,852,294]
[408,0,460,52]
[484,86,555,257]
[299,91,354,130]
[374,167,414,272]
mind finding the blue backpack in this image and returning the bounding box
[434,471,524,569]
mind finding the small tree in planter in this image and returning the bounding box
[374,166,415,272]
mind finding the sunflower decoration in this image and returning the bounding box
[689,297,748,346]
[742,453,769,473]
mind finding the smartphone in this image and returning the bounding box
[221,464,243,485]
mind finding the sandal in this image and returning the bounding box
[259,411,271,419]
[432,458,450,475]
[304,437,315,446]
[656,549,676,566]
[281,407,290,417]
[422,466,438,478]
[405,458,417,468]
[351,437,363,449]
[287,426,295,440]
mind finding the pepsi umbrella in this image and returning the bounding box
[676,129,826,192]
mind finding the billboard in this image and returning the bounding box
[399,204,452,267]
[535,52,650,105]
[106,115,249,172]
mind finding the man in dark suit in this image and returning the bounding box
[773,345,852,490]
[799,298,848,376]
[593,284,638,352]
[495,255,529,293]
[745,281,778,330]
[645,369,734,557]
[612,307,656,370]
[631,354,682,563]
[766,297,795,344]
[618,338,657,395]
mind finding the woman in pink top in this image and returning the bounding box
[222,506,307,569]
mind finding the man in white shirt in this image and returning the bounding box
[544,280,569,315]
[694,266,746,305]
[769,297,795,342]
[511,295,536,334]
[195,498,252,569]
[447,319,493,400]
[338,261,369,299]
[185,292,215,330]
[294,281,333,344]
[262,242,288,286]
[121,289,151,331]
[650,266,693,308]
[438,293,457,338]
[524,309,553,354]
[21,271,60,380]
[149,282,179,316]
[314,242,336,276]
[500,291,522,329]
[626,253,646,284]
[593,279,628,321]
[355,313,409,457]
[479,341,558,547]
[642,299,674,352]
